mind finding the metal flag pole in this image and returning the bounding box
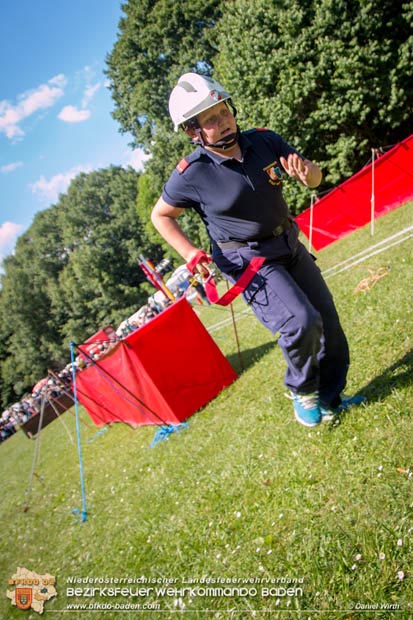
[70,342,87,523]
[24,390,47,508]
[308,193,316,253]
[371,148,376,236]
[225,281,244,372]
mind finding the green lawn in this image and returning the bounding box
[1,202,412,620]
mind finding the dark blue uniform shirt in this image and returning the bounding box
[162,129,299,242]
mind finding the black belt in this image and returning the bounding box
[216,217,293,250]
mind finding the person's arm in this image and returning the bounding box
[151,197,210,275]
[280,153,322,188]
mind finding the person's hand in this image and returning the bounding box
[196,258,212,278]
[280,153,309,183]
[186,248,211,277]
[280,154,322,188]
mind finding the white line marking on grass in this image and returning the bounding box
[323,227,413,279]
[207,308,252,333]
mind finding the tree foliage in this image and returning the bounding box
[214,0,413,207]
[0,166,161,406]
[105,0,222,150]
[106,0,223,249]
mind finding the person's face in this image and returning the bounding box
[188,102,237,147]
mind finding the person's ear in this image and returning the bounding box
[184,126,199,141]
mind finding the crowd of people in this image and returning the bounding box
[0,372,72,443]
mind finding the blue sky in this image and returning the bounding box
[0,0,148,267]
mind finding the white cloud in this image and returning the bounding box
[1,161,23,174]
[58,105,91,123]
[49,74,67,88]
[30,164,93,204]
[123,149,151,172]
[82,82,101,108]
[58,80,100,124]
[0,221,23,263]
[0,74,67,140]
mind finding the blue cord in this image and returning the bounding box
[70,342,87,523]
[150,422,189,447]
[87,426,109,443]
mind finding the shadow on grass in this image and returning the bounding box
[359,348,413,403]
[227,339,277,374]
[327,349,413,430]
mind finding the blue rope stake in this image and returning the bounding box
[150,422,189,448]
[70,342,88,523]
[72,508,87,524]
[87,426,109,444]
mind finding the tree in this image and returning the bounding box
[214,0,413,209]
[0,166,161,405]
[106,0,223,251]
[105,0,222,150]
[108,0,412,218]
[0,207,68,402]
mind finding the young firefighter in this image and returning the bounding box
[151,72,365,427]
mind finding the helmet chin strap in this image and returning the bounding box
[192,126,240,151]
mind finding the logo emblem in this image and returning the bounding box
[263,161,283,186]
[16,588,33,610]
[209,90,222,102]
[7,568,57,614]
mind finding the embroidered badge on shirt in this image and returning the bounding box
[263,161,283,186]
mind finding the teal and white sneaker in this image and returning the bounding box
[321,393,367,420]
[291,391,322,427]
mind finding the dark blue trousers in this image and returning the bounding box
[212,224,350,408]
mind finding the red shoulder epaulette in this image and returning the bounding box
[256,127,269,132]
[176,158,190,174]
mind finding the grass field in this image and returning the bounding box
[1,201,412,620]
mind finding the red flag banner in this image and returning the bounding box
[296,135,413,250]
[75,298,237,427]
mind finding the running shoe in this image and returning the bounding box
[291,391,322,427]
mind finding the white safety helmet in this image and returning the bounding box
[169,73,232,131]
